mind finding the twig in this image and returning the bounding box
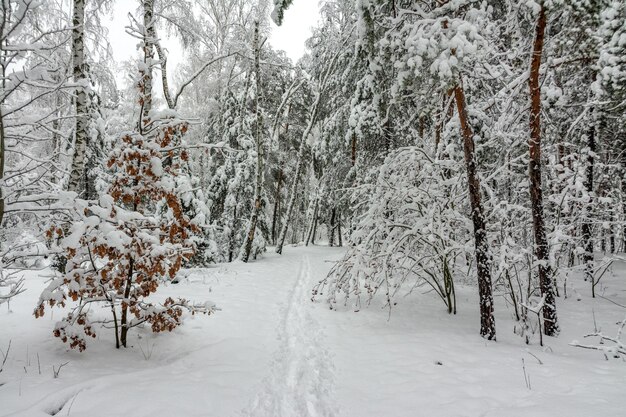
[522,358,531,390]
[53,361,69,378]
[525,350,543,365]
[597,294,626,309]
[0,339,11,373]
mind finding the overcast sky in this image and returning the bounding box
[268,1,321,61]
[104,0,320,89]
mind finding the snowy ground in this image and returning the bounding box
[1,246,625,417]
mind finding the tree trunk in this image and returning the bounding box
[435,89,455,153]
[271,169,282,245]
[141,0,154,123]
[241,21,263,263]
[154,39,174,109]
[329,207,336,247]
[0,103,5,228]
[275,45,342,254]
[68,0,87,194]
[453,81,496,340]
[306,197,319,246]
[351,132,356,166]
[228,204,237,263]
[0,0,6,228]
[119,258,134,348]
[337,211,343,247]
[528,6,558,336]
[582,121,595,293]
[275,96,321,254]
[610,209,616,253]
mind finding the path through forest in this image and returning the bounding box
[244,255,336,417]
[1,247,626,417]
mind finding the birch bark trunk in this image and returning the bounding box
[68,0,87,193]
[141,0,154,123]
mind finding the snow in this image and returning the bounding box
[1,246,626,417]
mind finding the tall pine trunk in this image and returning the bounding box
[453,81,496,340]
[528,6,558,336]
[68,0,87,193]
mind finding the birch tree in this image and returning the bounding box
[67,0,88,193]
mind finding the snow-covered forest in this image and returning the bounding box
[1,0,626,415]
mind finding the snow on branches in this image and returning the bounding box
[35,115,215,351]
[314,146,468,314]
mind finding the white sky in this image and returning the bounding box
[104,0,320,90]
[268,1,321,62]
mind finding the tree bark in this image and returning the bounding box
[337,211,343,247]
[271,169,282,245]
[0,0,6,228]
[241,21,263,263]
[0,102,5,228]
[306,197,319,246]
[154,39,175,109]
[453,81,496,340]
[119,257,134,348]
[435,89,455,153]
[67,0,87,194]
[582,121,595,294]
[141,0,154,123]
[528,6,558,336]
[351,132,356,166]
[329,207,336,247]
[275,95,321,254]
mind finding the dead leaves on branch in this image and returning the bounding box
[35,118,212,351]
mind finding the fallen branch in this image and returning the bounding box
[570,316,626,360]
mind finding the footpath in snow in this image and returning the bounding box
[1,246,625,417]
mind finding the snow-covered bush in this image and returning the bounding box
[315,146,469,313]
[35,115,215,351]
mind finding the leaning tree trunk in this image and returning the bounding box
[528,6,558,336]
[67,0,87,194]
[454,81,496,340]
[241,21,263,263]
[275,96,320,254]
[275,44,343,255]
